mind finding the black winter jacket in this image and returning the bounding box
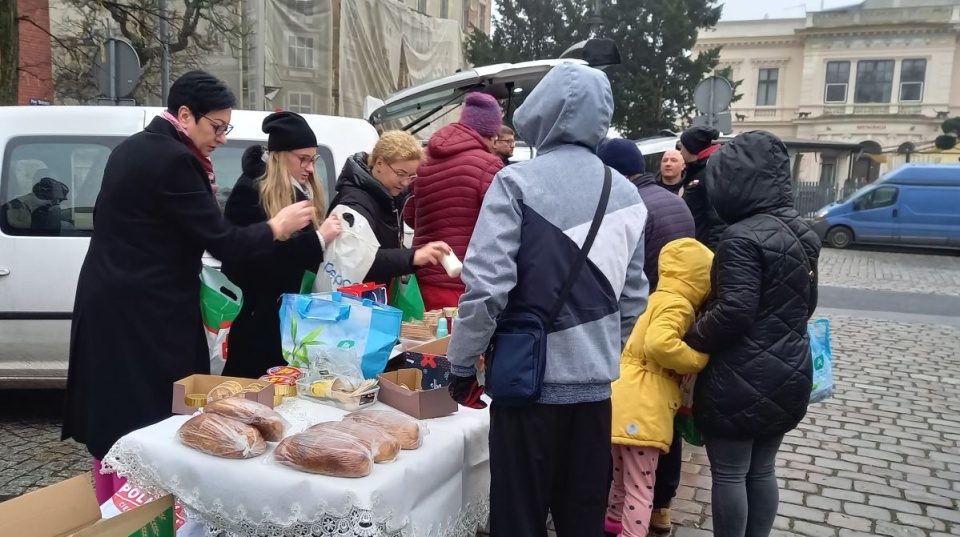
[632,173,696,291]
[686,131,822,441]
[220,145,324,378]
[329,153,415,286]
[681,146,727,251]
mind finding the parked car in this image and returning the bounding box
[812,164,960,250]
[0,106,379,388]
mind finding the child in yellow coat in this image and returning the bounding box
[606,238,713,537]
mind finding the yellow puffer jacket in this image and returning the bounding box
[611,238,713,452]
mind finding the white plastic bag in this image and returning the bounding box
[313,206,380,292]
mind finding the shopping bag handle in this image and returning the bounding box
[297,297,351,321]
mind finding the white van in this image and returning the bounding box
[0,106,379,387]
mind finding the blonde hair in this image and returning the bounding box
[368,130,424,167]
[259,150,326,239]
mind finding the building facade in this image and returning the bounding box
[695,0,960,187]
[16,0,53,105]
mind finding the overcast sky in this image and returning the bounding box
[719,0,859,21]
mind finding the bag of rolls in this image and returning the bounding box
[177,413,267,459]
[203,397,288,442]
[273,429,375,478]
[307,421,401,463]
[343,409,426,450]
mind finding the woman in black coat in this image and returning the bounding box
[61,71,316,504]
[685,131,821,537]
[328,130,449,286]
[220,112,341,378]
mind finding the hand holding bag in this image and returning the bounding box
[485,167,612,407]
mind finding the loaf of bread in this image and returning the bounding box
[204,397,287,442]
[177,413,266,459]
[343,410,424,450]
[308,421,401,463]
[206,380,244,403]
[274,429,373,477]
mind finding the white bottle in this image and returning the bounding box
[440,250,463,278]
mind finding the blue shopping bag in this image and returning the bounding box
[808,318,834,404]
[279,292,402,379]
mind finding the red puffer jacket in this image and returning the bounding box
[404,123,503,297]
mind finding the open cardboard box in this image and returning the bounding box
[379,368,458,419]
[0,473,175,537]
[172,374,276,415]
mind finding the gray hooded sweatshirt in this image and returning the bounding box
[447,62,649,404]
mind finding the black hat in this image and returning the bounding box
[262,111,317,152]
[680,126,720,156]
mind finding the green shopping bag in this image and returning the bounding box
[200,266,243,375]
[676,373,704,446]
[301,270,318,294]
[389,274,425,322]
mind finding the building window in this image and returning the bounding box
[287,35,314,69]
[900,59,926,102]
[417,0,427,13]
[756,68,778,106]
[288,92,313,114]
[854,60,895,104]
[285,0,313,16]
[440,0,449,18]
[824,61,850,103]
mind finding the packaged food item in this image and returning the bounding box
[206,380,244,403]
[308,421,401,463]
[296,376,380,411]
[343,409,425,450]
[440,250,463,278]
[203,397,287,442]
[267,366,303,379]
[177,413,266,459]
[273,429,374,477]
[242,381,268,393]
[259,374,297,386]
[185,394,207,408]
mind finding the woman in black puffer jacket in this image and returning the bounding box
[685,130,821,537]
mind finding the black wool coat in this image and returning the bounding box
[220,147,324,379]
[62,117,274,460]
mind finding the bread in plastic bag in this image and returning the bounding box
[206,380,243,403]
[177,413,266,459]
[308,421,400,463]
[273,428,374,477]
[343,409,425,450]
[203,397,288,442]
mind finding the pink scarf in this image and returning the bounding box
[160,111,219,196]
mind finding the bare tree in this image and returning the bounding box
[51,0,248,104]
[0,0,19,104]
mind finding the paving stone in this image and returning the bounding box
[828,512,872,532]
[673,528,711,537]
[875,521,927,537]
[780,489,805,505]
[905,490,955,508]
[822,488,866,503]
[868,495,924,515]
[793,521,838,537]
[844,503,892,522]
[853,480,902,498]
[894,513,946,531]
[926,506,960,524]
[805,494,842,512]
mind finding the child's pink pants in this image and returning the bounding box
[607,444,660,537]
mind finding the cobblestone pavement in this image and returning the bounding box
[667,315,960,537]
[817,248,960,297]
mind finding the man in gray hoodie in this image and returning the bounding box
[446,62,649,536]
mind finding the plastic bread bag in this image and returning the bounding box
[307,421,401,463]
[202,397,289,442]
[343,409,428,450]
[206,380,244,403]
[177,413,266,459]
[313,347,365,391]
[271,428,376,478]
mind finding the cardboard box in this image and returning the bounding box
[0,473,175,537]
[172,374,276,415]
[379,368,458,419]
[402,336,453,389]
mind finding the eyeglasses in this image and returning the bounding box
[294,154,318,169]
[198,114,234,136]
[496,139,516,146]
[388,162,417,181]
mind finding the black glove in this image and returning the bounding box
[448,374,487,409]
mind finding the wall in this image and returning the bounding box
[17,0,53,105]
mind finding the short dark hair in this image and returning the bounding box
[167,70,237,117]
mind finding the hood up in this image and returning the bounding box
[706,130,795,225]
[426,123,492,160]
[656,238,714,307]
[241,144,266,178]
[512,62,613,155]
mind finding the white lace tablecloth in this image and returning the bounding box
[102,397,491,537]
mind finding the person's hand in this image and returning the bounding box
[268,200,314,239]
[413,241,451,267]
[318,213,342,245]
[448,374,487,409]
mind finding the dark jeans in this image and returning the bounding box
[490,400,612,537]
[653,428,683,509]
[704,434,785,537]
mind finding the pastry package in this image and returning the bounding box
[203,397,288,442]
[343,409,426,450]
[273,429,374,478]
[206,380,244,403]
[308,421,401,463]
[177,413,266,459]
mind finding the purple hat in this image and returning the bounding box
[459,93,503,138]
